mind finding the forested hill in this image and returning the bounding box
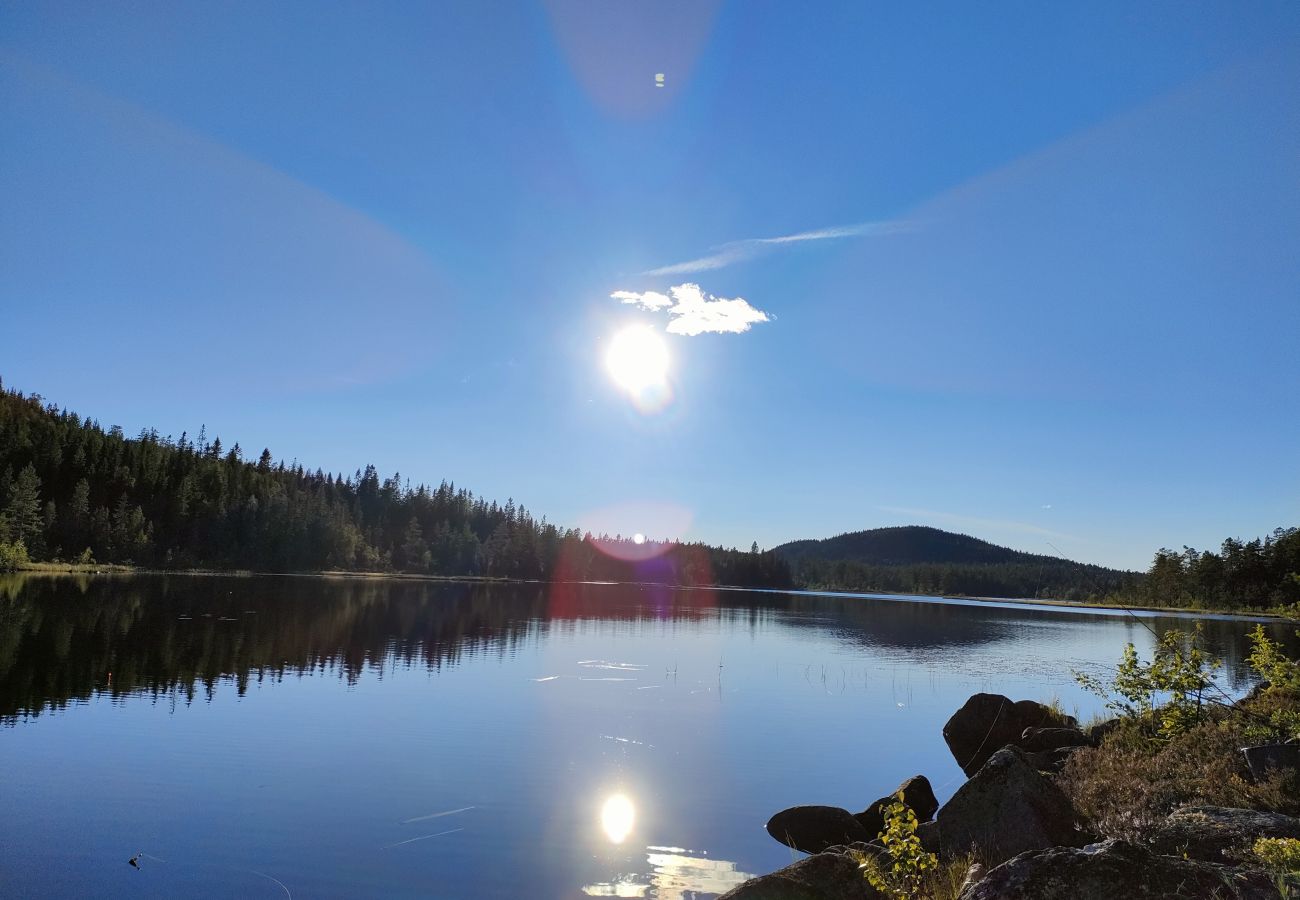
[777,525,1053,566]
[0,383,792,587]
[777,526,1140,602]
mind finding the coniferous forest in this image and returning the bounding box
[1,382,1296,610]
[0,383,791,587]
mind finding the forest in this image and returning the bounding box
[0,383,791,587]
[778,525,1143,603]
[1,382,1295,609]
[784,525,1299,611]
[1107,528,1300,612]
[790,556,1138,604]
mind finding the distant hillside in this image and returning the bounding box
[776,525,1051,567]
[777,526,1139,602]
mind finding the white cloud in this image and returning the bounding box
[611,289,672,311]
[609,283,771,336]
[643,220,913,276]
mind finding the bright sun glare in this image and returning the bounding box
[605,325,669,396]
[601,793,636,844]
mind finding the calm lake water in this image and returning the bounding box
[0,574,1289,898]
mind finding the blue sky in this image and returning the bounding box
[1,1,1297,571]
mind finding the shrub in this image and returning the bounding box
[1250,625,1300,693]
[858,793,935,899]
[1241,626,1300,744]
[0,540,30,572]
[852,795,974,900]
[1254,837,1300,896]
[1075,626,1219,741]
[1060,703,1300,841]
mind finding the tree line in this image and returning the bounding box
[2,381,1292,608]
[1108,528,1300,611]
[792,531,1299,610]
[792,557,1140,604]
[0,383,791,588]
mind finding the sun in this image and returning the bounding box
[605,325,670,395]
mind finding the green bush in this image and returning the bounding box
[1062,627,1300,840]
[1254,836,1300,896]
[857,793,936,899]
[0,540,30,572]
[1241,626,1300,744]
[1250,625,1300,692]
[1075,626,1219,741]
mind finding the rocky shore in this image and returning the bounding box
[720,692,1298,899]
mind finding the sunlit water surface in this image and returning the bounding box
[0,574,1287,898]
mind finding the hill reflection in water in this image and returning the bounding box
[0,573,1272,724]
[0,573,1287,899]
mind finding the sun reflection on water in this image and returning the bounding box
[601,793,636,845]
[582,844,755,898]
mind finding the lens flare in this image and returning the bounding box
[605,325,672,412]
[601,793,636,844]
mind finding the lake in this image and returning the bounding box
[0,574,1288,898]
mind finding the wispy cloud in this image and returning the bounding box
[611,289,672,311]
[877,506,1078,541]
[612,283,770,336]
[642,220,912,276]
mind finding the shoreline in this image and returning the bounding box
[779,584,1292,623]
[6,563,1293,622]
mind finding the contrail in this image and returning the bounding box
[381,828,463,849]
[402,805,475,824]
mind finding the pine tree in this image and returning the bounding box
[5,464,43,557]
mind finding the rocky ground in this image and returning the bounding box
[720,692,1299,900]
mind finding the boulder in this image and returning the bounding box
[1017,726,1092,753]
[943,693,1076,776]
[1149,805,1300,864]
[936,746,1092,866]
[1086,717,1122,744]
[854,775,940,837]
[957,862,986,895]
[718,851,882,900]
[915,820,942,855]
[1023,745,1085,774]
[766,805,871,854]
[957,838,1282,900]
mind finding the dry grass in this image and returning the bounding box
[927,853,980,900]
[1059,693,1300,842]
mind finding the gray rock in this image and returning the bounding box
[957,838,1282,900]
[1017,726,1092,753]
[957,862,986,895]
[718,851,882,900]
[943,693,1077,776]
[915,820,942,855]
[936,746,1092,866]
[766,805,872,854]
[854,775,940,837]
[1149,805,1300,864]
[1085,717,1122,743]
[1023,744,1085,774]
